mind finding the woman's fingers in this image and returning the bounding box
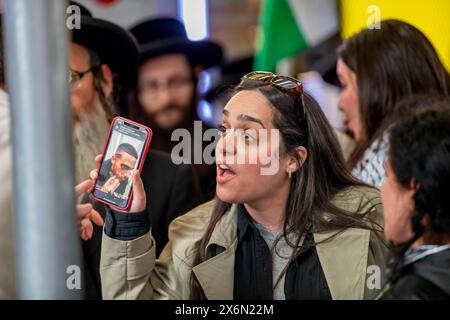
[76,203,93,219]
[95,154,103,165]
[80,218,93,240]
[77,205,103,241]
[88,209,104,227]
[132,170,145,202]
[75,155,105,241]
[129,170,146,213]
[79,227,87,241]
[90,169,99,181]
[74,180,93,198]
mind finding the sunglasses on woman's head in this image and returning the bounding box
[242,71,306,119]
[242,71,303,95]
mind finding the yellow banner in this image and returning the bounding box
[341,0,450,70]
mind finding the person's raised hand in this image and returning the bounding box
[74,179,104,241]
[127,169,146,213]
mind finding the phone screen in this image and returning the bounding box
[93,118,149,209]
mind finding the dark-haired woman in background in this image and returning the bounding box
[337,19,450,187]
[379,103,450,299]
[96,72,389,300]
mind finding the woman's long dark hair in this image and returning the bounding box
[338,19,450,168]
[189,78,384,299]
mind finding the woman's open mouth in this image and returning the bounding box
[216,164,236,184]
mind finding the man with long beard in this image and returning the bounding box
[70,5,200,299]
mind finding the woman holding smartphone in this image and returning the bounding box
[94,72,390,300]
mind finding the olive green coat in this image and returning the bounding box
[100,186,389,300]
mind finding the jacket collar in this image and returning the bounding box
[192,203,373,300]
[314,228,371,299]
[191,204,239,299]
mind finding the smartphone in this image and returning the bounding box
[92,116,152,211]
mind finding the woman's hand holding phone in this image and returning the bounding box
[90,154,146,213]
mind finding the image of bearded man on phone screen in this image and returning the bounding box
[96,142,138,197]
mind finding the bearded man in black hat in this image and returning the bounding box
[69,3,200,299]
[127,18,223,199]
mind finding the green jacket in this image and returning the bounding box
[100,186,390,300]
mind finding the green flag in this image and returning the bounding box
[254,0,339,72]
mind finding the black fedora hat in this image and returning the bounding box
[129,17,223,69]
[70,2,139,88]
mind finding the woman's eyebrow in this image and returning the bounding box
[222,109,265,128]
[237,114,265,128]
